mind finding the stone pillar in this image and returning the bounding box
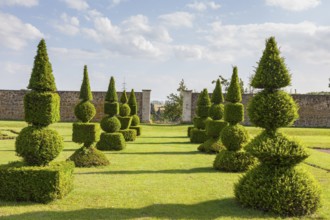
[141,90,151,123]
[181,90,193,123]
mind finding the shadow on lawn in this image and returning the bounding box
[140,136,187,138]
[0,198,273,219]
[112,151,200,155]
[130,141,191,145]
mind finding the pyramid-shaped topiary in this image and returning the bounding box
[0,39,74,203]
[96,77,126,150]
[69,65,109,167]
[213,66,256,171]
[118,90,137,141]
[234,37,320,216]
[198,79,228,153]
[190,89,212,143]
[128,89,142,136]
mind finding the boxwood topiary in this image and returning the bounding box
[97,133,126,150]
[130,126,142,136]
[213,150,256,172]
[224,103,244,125]
[118,129,137,142]
[74,101,96,123]
[198,137,225,153]
[104,102,119,116]
[193,117,211,130]
[131,115,140,126]
[128,89,138,115]
[209,104,224,120]
[69,146,109,167]
[221,124,249,151]
[72,123,100,144]
[101,116,121,132]
[120,104,131,116]
[206,120,228,138]
[117,116,132,130]
[190,128,208,143]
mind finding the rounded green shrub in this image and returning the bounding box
[190,128,208,143]
[68,146,109,167]
[100,116,121,133]
[119,129,137,142]
[119,103,131,117]
[206,120,228,138]
[234,165,321,216]
[193,117,211,130]
[221,124,249,151]
[117,116,133,130]
[213,150,256,172]
[224,103,244,124]
[97,132,126,151]
[15,126,63,166]
[246,131,309,166]
[74,101,96,123]
[198,137,225,153]
[131,115,140,126]
[248,90,298,131]
[130,126,141,136]
[209,104,224,120]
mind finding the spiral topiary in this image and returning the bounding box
[214,66,256,172]
[96,77,126,150]
[128,89,142,136]
[69,65,109,167]
[190,89,211,143]
[234,37,320,216]
[198,79,228,153]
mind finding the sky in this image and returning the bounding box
[0,0,330,100]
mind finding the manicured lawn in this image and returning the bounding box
[0,121,329,219]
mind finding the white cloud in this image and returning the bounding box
[109,0,126,7]
[0,12,43,50]
[0,0,38,7]
[173,45,203,60]
[54,13,80,36]
[187,1,221,11]
[265,0,320,11]
[2,61,30,75]
[159,12,194,28]
[62,0,89,11]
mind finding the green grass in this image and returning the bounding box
[0,121,329,219]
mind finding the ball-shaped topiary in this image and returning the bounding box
[131,114,140,126]
[248,90,298,131]
[209,104,224,120]
[16,126,63,166]
[221,124,249,151]
[101,116,121,133]
[74,101,96,123]
[120,104,131,116]
[69,146,109,167]
[193,117,212,130]
[213,151,256,172]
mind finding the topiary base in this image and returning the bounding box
[130,126,141,136]
[198,137,225,154]
[187,126,194,137]
[68,146,109,167]
[96,132,126,151]
[234,165,321,216]
[190,128,207,143]
[0,161,74,203]
[213,150,256,172]
[119,129,137,142]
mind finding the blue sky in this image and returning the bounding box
[0,0,329,100]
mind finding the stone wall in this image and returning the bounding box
[0,90,151,123]
[182,91,330,127]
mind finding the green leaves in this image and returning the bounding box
[120,90,128,104]
[226,66,242,103]
[105,77,118,102]
[79,65,93,101]
[211,79,224,104]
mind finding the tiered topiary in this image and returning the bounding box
[213,67,256,171]
[128,89,142,136]
[118,90,137,141]
[96,77,126,150]
[234,37,321,216]
[0,39,74,203]
[68,65,109,167]
[198,79,228,153]
[190,89,212,143]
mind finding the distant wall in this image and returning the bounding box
[0,90,151,123]
[182,91,330,127]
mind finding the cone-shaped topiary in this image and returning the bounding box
[128,89,138,115]
[199,80,227,153]
[69,65,109,167]
[214,66,256,172]
[117,90,135,141]
[97,77,126,150]
[128,89,142,136]
[27,39,57,92]
[234,37,320,216]
[190,89,211,143]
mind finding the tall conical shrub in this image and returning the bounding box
[234,37,320,216]
[213,66,256,171]
[97,77,126,150]
[190,89,211,143]
[69,65,109,167]
[2,39,74,203]
[128,89,142,136]
[118,90,137,141]
[198,80,227,153]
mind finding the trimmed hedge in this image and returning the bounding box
[130,126,141,136]
[193,117,211,130]
[68,146,110,167]
[221,124,249,151]
[15,126,63,166]
[131,115,140,126]
[198,137,225,153]
[225,66,242,103]
[234,165,321,216]
[119,129,137,142]
[97,132,126,151]
[206,120,228,138]
[100,116,121,133]
[104,102,119,117]
[213,150,256,172]
[24,91,60,126]
[117,116,132,130]
[197,106,210,118]
[120,103,131,116]
[72,122,100,144]
[224,103,244,125]
[0,161,74,203]
[209,104,224,120]
[105,77,118,102]
[190,128,208,143]
[187,126,194,137]
[74,101,96,123]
